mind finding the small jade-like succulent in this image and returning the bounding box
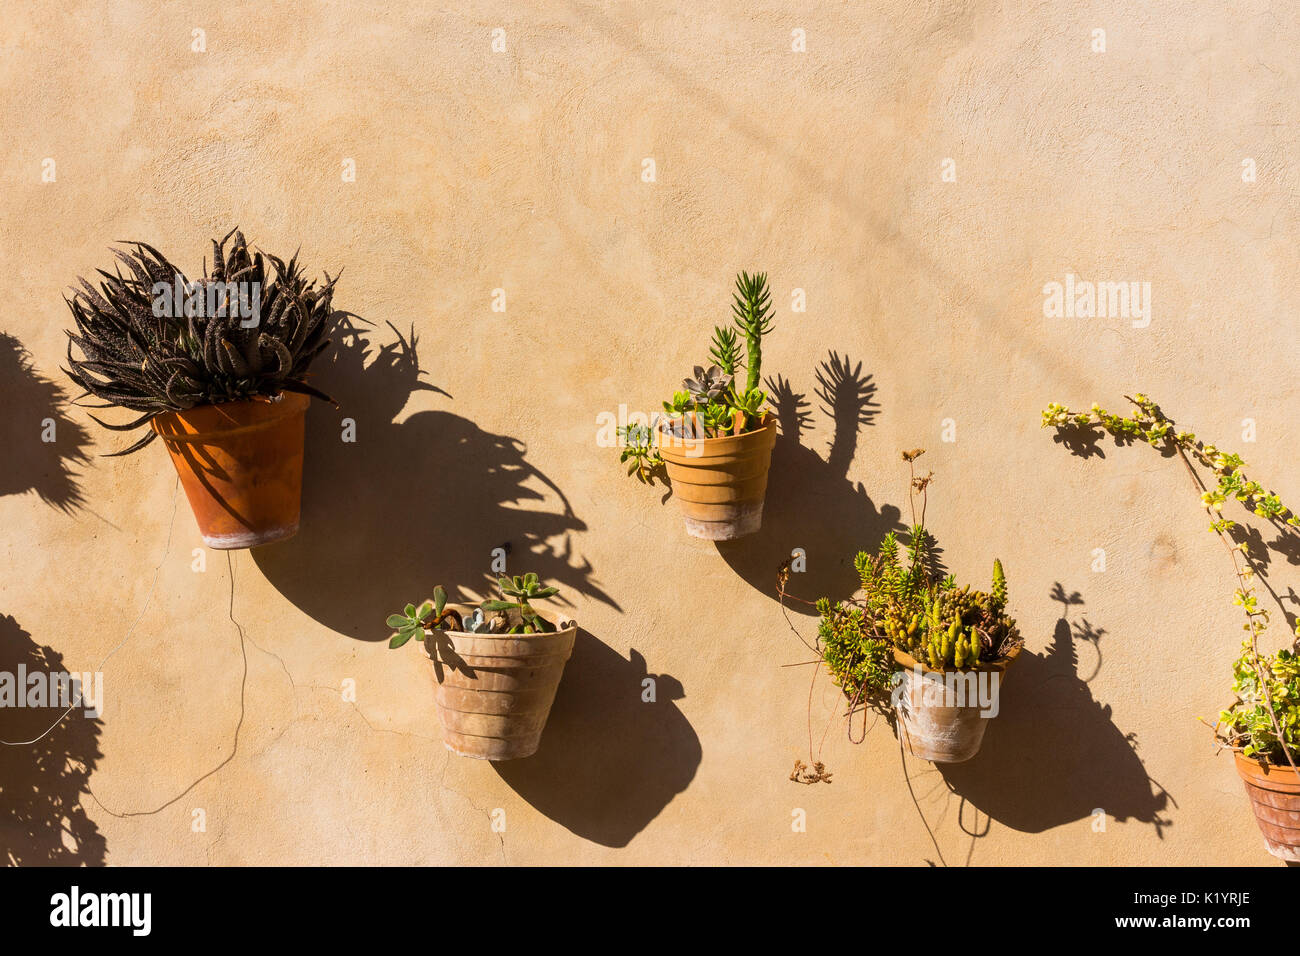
[386,574,565,648]
[617,422,664,483]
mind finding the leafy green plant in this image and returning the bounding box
[386,574,565,648]
[1042,393,1300,768]
[616,271,777,476]
[62,228,339,454]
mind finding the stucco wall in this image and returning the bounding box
[2,1,1297,865]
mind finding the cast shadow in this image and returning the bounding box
[717,351,903,611]
[252,317,618,638]
[0,614,106,865]
[936,584,1173,835]
[0,333,91,512]
[492,632,700,848]
[1048,413,1300,629]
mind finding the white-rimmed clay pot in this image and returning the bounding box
[422,605,576,760]
[893,644,1020,763]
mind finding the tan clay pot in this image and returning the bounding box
[656,415,777,540]
[892,644,1020,763]
[1234,751,1300,862]
[151,392,309,549]
[423,605,576,761]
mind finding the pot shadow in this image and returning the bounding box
[934,584,1173,835]
[716,352,903,612]
[252,317,619,638]
[492,631,700,848]
[0,614,106,865]
[0,333,91,512]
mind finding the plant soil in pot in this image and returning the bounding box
[152,392,309,548]
[387,575,576,761]
[657,415,776,540]
[615,270,783,541]
[62,228,338,548]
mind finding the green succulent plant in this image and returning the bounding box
[62,228,339,454]
[481,573,562,633]
[731,270,773,394]
[618,422,664,483]
[386,574,564,648]
[708,325,742,377]
[616,270,776,477]
[802,451,1021,710]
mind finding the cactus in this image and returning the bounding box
[731,271,773,394]
[991,558,1007,613]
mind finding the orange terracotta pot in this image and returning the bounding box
[656,416,777,540]
[151,392,310,549]
[422,605,577,760]
[1234,751,1300,862]
[892,644,1021,763]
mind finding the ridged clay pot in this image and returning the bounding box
[1234,751,1300,862]
[151,392,309,549]
[422,605,577,761]
[656,415,777,540]
[893,644,1021,763]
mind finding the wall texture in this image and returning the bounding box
[2,1,1297,865]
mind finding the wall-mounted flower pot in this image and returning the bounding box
[422,605,576,760]
[893,644,1020,763]
[151,392,309,549]
[1234,751,1300,862]
[656,416,777,540]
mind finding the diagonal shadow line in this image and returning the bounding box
[563,1,1104,396]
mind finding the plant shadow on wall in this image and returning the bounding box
[717,351,902,607]
[493,638,700,848]
[0,333,90,512]
[933,584,1173,837]
[1048,417,1300,622]
[255,318,699,845]
[0,615,105,865]
[253,316,620,635]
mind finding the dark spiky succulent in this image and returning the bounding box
[62,228,339,454]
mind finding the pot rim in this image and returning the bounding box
[655,412,775,444]
[1233,749,1300,778]
[151,391,310,441]
[893,640,1022,675]
[419,601,578,639]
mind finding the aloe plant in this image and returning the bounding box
[62,228,339,454]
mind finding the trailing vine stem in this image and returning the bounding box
[1042,394,1300,775]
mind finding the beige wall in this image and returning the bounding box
[2,1,1297,865]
